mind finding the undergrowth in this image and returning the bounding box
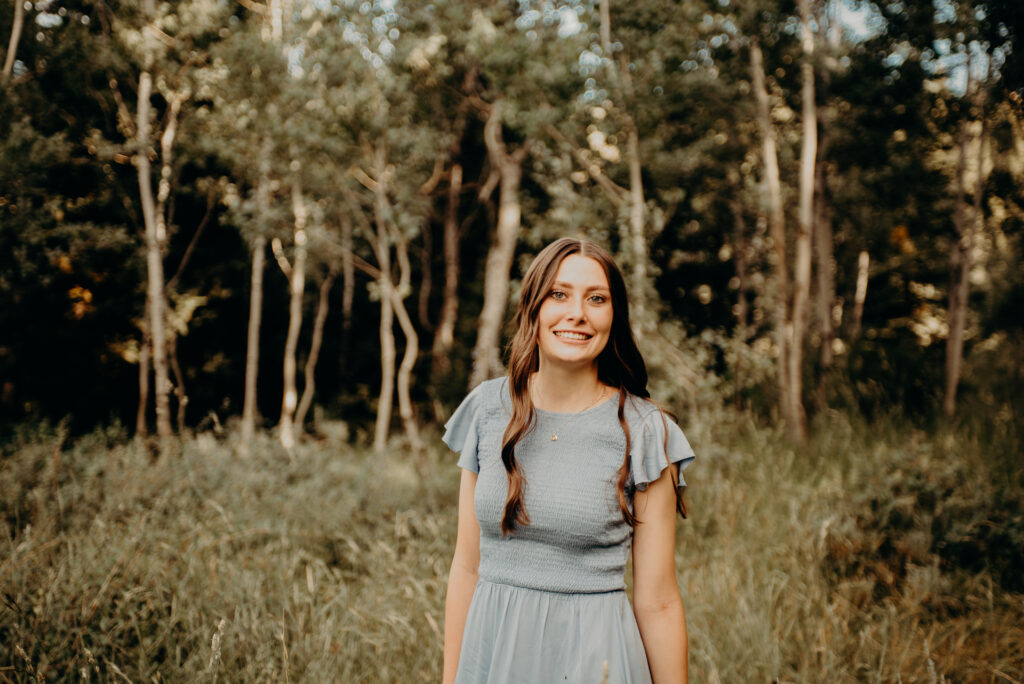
[1,410,1021,682]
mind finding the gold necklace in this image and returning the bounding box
[541,386,609,441]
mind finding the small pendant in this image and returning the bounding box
[551,434,558,441]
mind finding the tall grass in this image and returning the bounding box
[1,410,1021,682]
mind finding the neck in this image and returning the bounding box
[531,362,604,412]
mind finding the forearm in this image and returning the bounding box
[442,563,479,684]
[635,593,687,684]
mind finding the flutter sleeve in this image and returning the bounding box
[628,407,696,493]
[442,382,487,473]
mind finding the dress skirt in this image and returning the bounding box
[455,579,653,684]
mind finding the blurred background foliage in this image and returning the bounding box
[1,0,1022,681]
[0,0,1019,434]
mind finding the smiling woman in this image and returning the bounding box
[535,254,614,371]
[442,237,696,684]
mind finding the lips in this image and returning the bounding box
[554,330,593,341]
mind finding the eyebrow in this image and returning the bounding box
[551,281,610,292]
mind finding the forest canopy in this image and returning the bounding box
[1,0,1021,447]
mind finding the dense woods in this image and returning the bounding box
[1,1,1023,680]
[1,0,1021,446]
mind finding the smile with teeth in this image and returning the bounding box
[554,331,592,341]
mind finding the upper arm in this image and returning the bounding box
[631,463,680,608]
[451,469,481,574]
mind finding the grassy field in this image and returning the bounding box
[1,409,1021,683]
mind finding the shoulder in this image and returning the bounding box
[449,376,512,424]
[619,392,696,488]
[620,392,668,430]
[467,376,511,410]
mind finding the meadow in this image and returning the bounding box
[1,408,1021,683]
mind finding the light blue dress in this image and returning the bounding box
[443,377,696,684]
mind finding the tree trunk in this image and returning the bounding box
[372,150,396,453]
[850,250,869,339]
[137,68,173,440]
[626,124,648,323]
[391,235,424,457]
[814,154,835,372]
[295,270,335,430]
[749,37,792,433]
[136,303,151,438]
[788,0,817,442]
[1,0,25,85]
[418,220,434,331]
[469,101,526,389]
[944,87,986,419]
[240,235,266,449]
[169,331,187,433]
[814,1,838,403]
[432,163,462,380]
[599,0,648,322]
[155,93,184,245]
[241,139,271,451]
[376,282,396,452]
[277,171,307,450]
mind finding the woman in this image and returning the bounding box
[442,237,695,684]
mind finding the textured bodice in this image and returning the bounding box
[443,377,695,594]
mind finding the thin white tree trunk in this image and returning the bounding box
[376,284,396,452]
[2,0,25,85]
[750,37,792,432]
[154,93,184,245]
[469,101,526,389]
[371,151,395,453]
[277,171,307,450]
[787,0,817,442]
[392,234,423,456]
[850,250,869,338]
[295,270,335,430]
[137,68,173,439]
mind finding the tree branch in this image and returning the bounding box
[237,0,267,14]
[546,124,626,206]
[167,185,217,290]
[271,237,293,279]
[1,0,26,87]
[350,166,380,192]
[418,156,445,196]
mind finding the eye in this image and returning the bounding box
[588,294,608,304]
[549,290,568,301]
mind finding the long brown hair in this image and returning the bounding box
[499,237,686,534]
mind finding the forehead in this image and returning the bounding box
[553,254,609,288]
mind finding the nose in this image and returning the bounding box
[567,295,585,322]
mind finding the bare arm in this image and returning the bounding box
[442,469,481,684]
[632,464,687,684]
